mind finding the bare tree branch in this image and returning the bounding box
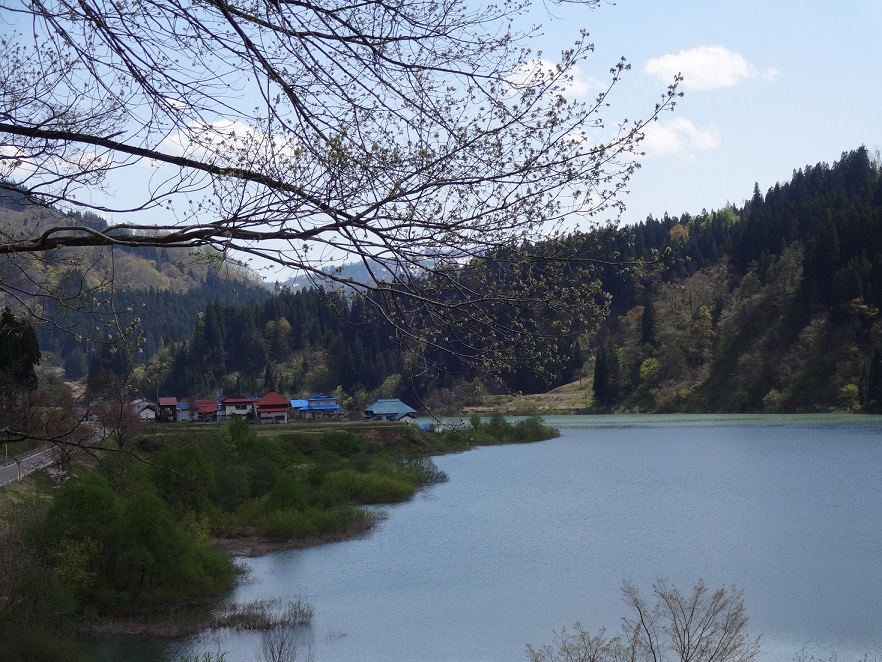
[1,0,681,381]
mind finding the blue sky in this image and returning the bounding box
[4,0,879,248]
[530,0,881,224]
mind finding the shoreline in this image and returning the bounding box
[69,419,556,640]
[212,518,382,558]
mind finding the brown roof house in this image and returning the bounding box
[219,395,257,420]
[158,396,178,422]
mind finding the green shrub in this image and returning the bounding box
[212,464,251,513]
[265,474,307,512]
[259,506,377,540]
[319,430,365,457]
[32,473,234,613]
[246,456,281,498]
[319,468,415,504]
[485,411,514,442]
[369,458,398,477]
[346,451,373,473]
[228,418,260,457]
[304,463,330,489]
[838,383,859,410]
[283,432,319,456]
[639,357,661,384]
[449,413,557,445]
[512,416,559,442]
[762,388,783,412]
[441,429,474,448]
[150,445,217,515]
[400,457,449,484]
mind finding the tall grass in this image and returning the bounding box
[178,652,228,662]
[259,505,382,540]
[213,597,314,630]
[319,468,416,504]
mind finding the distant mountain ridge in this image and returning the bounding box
[157,147,882,412]
[278,259,395,290]
[0,196,271,367]
[7,149,882,414]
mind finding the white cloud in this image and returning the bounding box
[1,144,112,181]
[640,118,721,157]
[762,67,780,82]
[157,120,259,161]
[644,45,757,91]
[152,120,299,168]
[506,59,598,98]
[0,145,35,180]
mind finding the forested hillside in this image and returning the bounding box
[593,146,882,412]
[159,289,404,400]
[9,149,882,414]
[0,195,271,378]
[144,148,880,413]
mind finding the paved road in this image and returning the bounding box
[0,448,55,487]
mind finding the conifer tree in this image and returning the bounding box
[640,300,657,347]
[593,343,617,406]
[867,347,882,409]
[0,307,41,391]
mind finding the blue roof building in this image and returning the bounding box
[298,393,342,419]
[364,398,418,422]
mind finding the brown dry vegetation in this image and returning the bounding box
[463,379,594,415]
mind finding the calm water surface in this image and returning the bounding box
[98,415,882,661]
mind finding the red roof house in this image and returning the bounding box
[256,390,291,424]
[197,399,219,422]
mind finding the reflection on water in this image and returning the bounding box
[92,415,882,661]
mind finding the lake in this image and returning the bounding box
[95,415,882,661]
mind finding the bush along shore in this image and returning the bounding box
[0,414,557,658]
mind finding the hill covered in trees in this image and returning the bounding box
[13,148,882,414]
[0,196,271,379]
[119,147,882,413]
[592,146,882,412]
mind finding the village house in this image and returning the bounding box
[89,399,158,423]
[175,400,195,422]
[219,395,257,420]
[152,391,353,423]
[129,398,159,422]
[158,396,178,422]
[289,399,308,420]
[298,393,342,420]
[363,398,418,423]
[196,399,219,422]
[256,390,292,424]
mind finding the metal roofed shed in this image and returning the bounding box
[363,398,418,422]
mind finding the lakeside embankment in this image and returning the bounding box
[0,414,557,653]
